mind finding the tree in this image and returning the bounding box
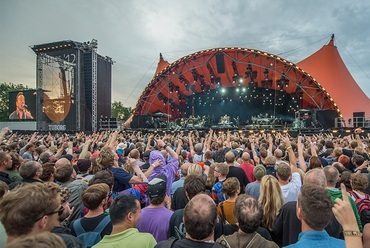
[0,82,29,121]
[111,101,133,122]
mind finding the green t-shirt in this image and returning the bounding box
[93,228,156,248]
[327,188,363,232]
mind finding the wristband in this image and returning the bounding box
[162,145,168,150]
[343,230,362,237]
[286,146,292,151]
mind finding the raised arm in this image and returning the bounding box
[204,129,213,152]
[127,157,148,183]
[249,135,260,164]
[283,137,298,173]
[268,134,273,156]
[0,127,10,143]
[79,138,92,159]
[188,131,195,157]
[157,139,178,159]
[332,184,363,248]
[225,130,231,148]
[107,132,119,150]
[310,141,318,157]
[297,136,307,172]
[176,138,183,155]
[354,128,364,148]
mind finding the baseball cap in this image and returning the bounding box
[147,176,167,199]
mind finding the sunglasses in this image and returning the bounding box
[45,205,65,217]
[34,205,64,222]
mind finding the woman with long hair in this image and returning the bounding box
[259,175,285,232]
[308,156,322,170]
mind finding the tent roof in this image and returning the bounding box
[297,36,370,119]
[155,53,170,75]
[134,47,338,118]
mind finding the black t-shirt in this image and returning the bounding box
[171,187,189,211]
[0,171,12,185]
[70,213,112,239]
[226,166,249,194]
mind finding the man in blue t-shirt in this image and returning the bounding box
[286,184,345,248]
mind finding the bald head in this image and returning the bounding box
[225,151,235,164]
[304,168,327,188]
[242,152,250,162]
[323,166,339,187]
[180,163,191,177]
[55,158,71,168]
[184,194,217,240]
[274,149,283,159]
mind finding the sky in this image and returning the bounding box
[1,0,369,109]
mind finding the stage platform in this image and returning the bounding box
[124,125,370,137]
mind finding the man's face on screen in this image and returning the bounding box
[16,94,25,110]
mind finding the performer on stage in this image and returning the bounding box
[302,112,313,128]
[9,92,34,120]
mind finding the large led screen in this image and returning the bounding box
[8,90,37,121]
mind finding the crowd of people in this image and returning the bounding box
[0,126,369,248]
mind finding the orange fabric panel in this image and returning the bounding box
[297,40,370,119]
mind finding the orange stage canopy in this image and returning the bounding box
[297,36,370,119]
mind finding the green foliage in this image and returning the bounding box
[111,101,133,122]
[0,82,29,121]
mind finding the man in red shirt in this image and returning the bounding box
[239,152,256,183]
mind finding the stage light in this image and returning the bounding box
[283,130,288,133]
[221,88,226,93]
[345,130,351,133]
[332,130,338,133]
[242,87,246,92]
[238,76,244,84]
[236,88,240,92]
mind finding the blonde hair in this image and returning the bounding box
[214,163,229,176]
[206,164,216,189]
[259,175,284,231]
[0,183,60,237]
[6,232,66,248]
[123,149,140,174]
[350,173,368,192]
[188,163,203,177]
[265,155,276,166]
[97,147,115,168]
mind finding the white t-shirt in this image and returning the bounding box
[280,172,302,203]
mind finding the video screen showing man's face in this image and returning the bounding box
[8,91,36,120]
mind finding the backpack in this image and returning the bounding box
[218,232,264,248]
[160,237,226,248]
[349,191,370,226]
[73,215,111,248]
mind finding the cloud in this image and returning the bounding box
[1,0,369,108]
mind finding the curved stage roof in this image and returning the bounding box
[133,36,369,121]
